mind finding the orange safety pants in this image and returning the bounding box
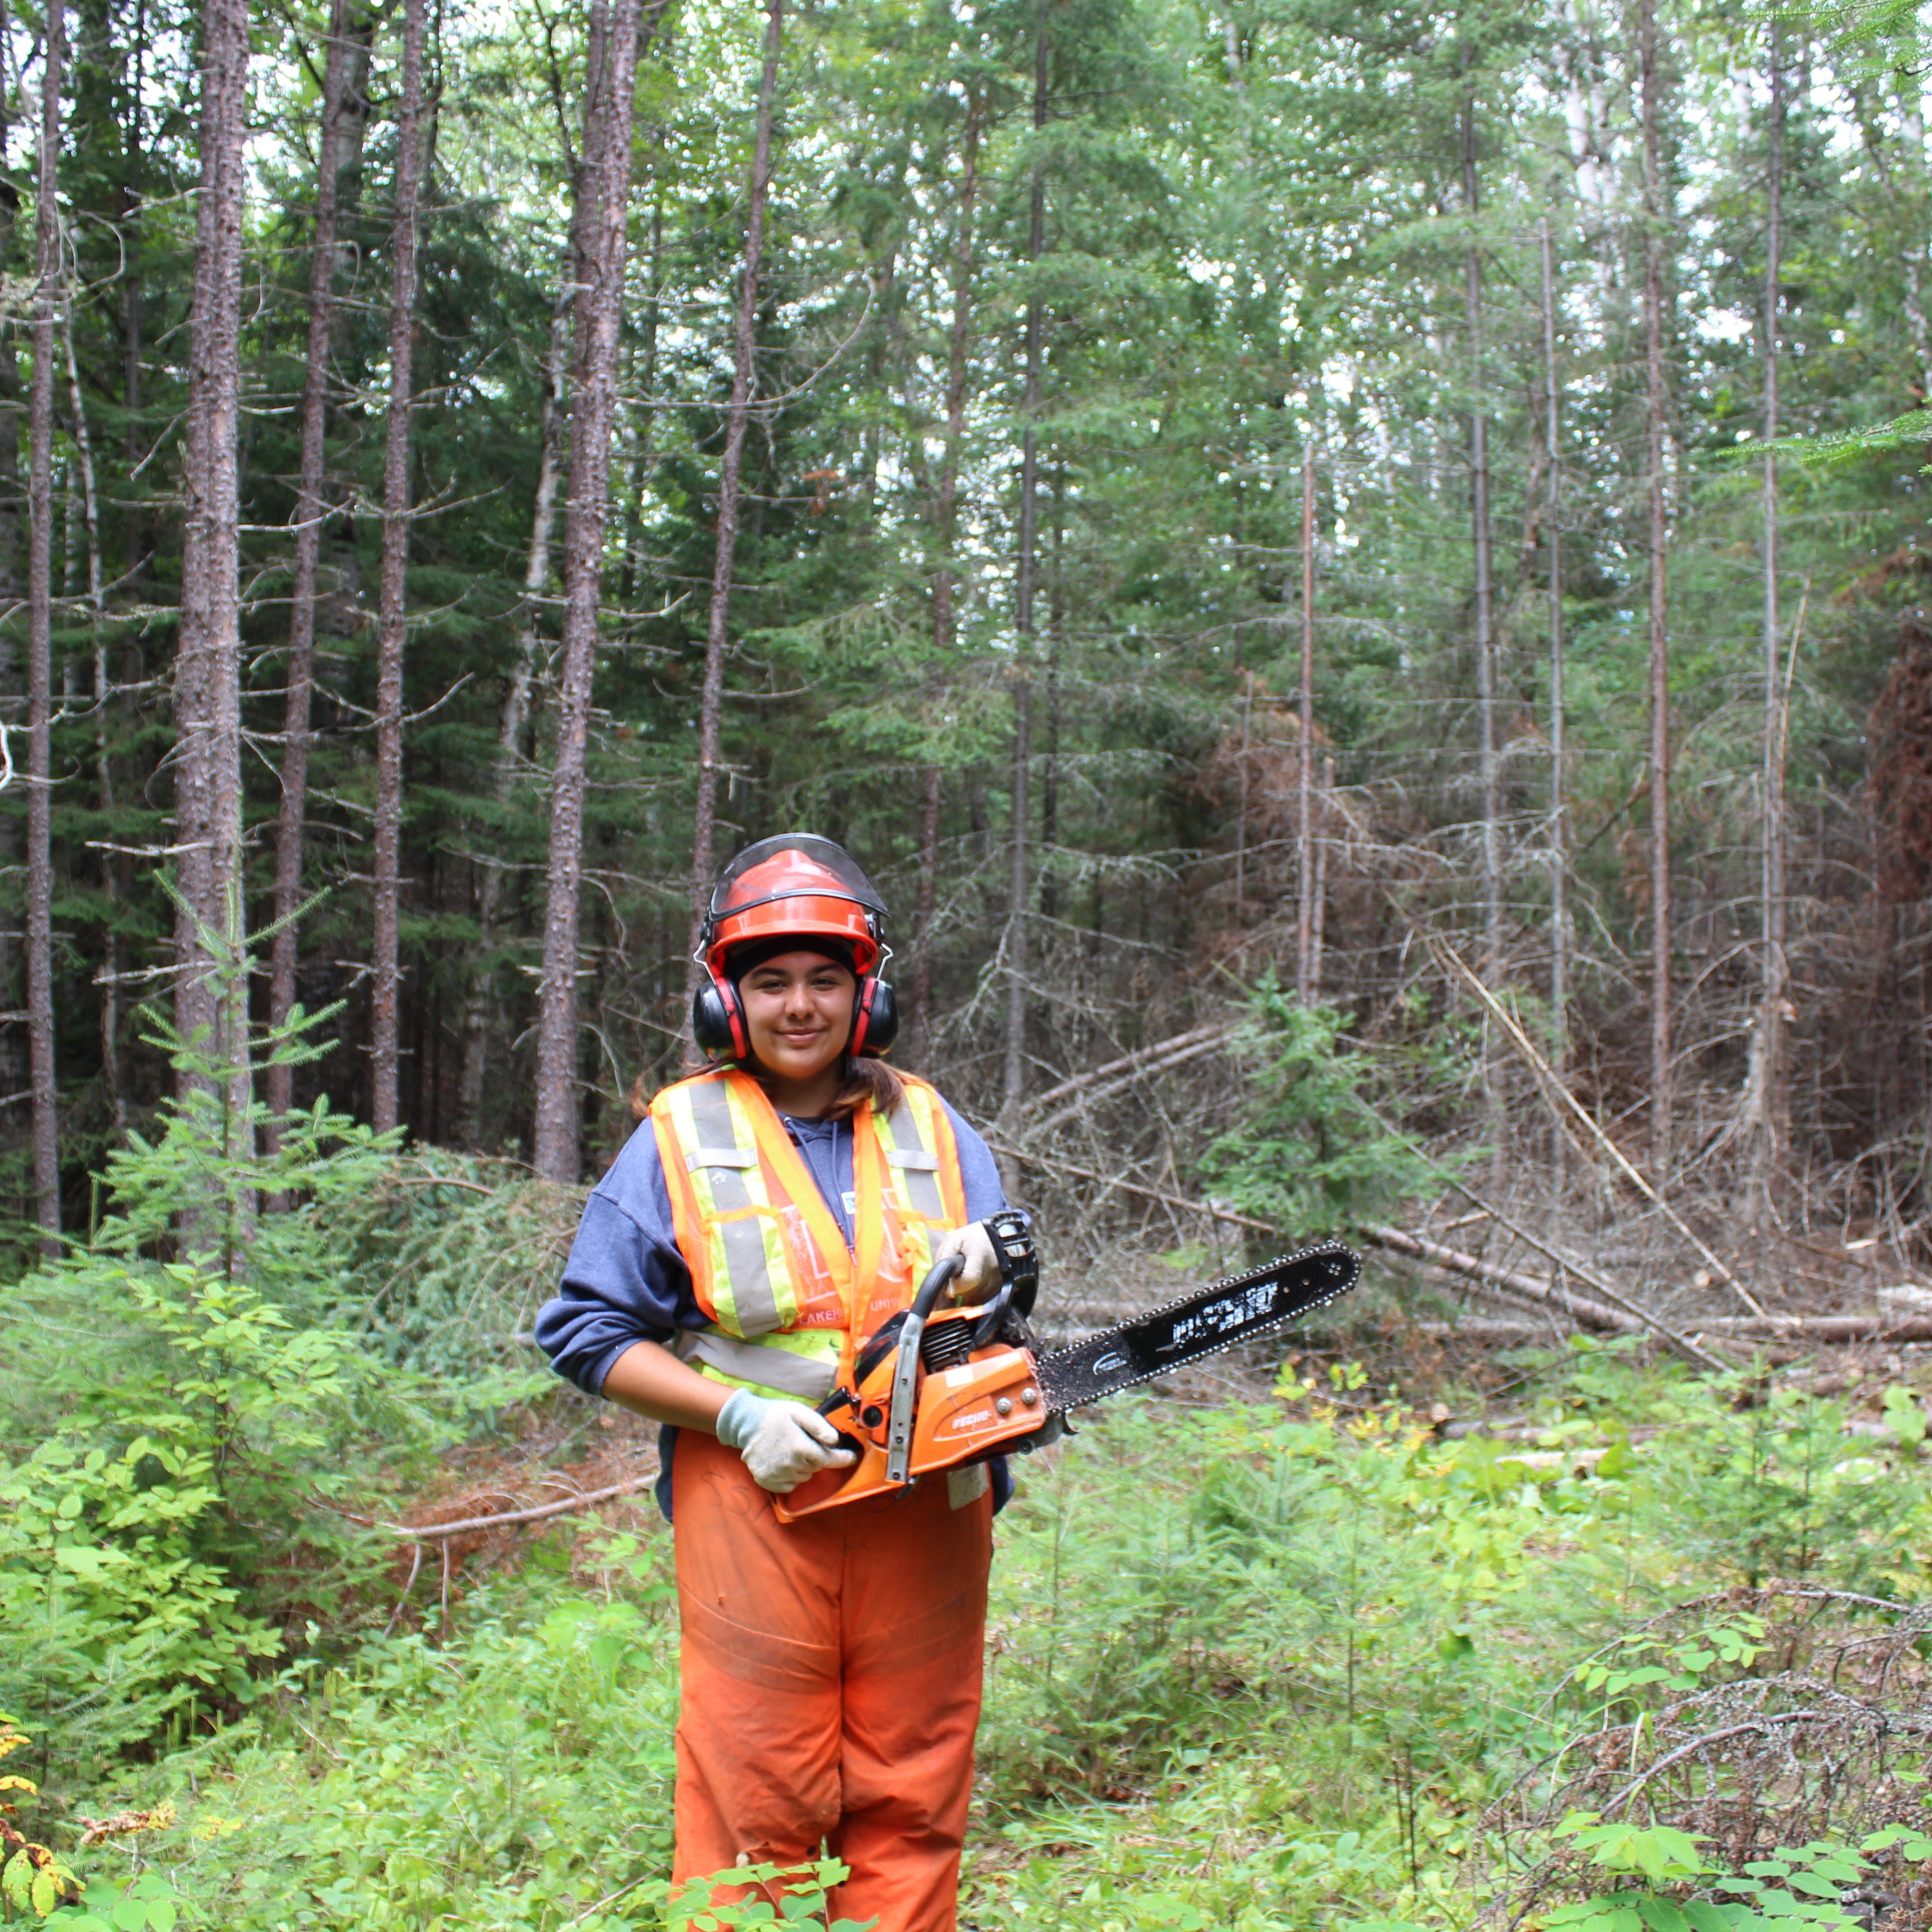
[670,1428,993,1932]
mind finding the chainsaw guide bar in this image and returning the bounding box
[1035,1242,1362,1414]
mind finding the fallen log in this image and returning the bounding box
[1690,1314,1932,1342]
[1367,1225,1654,1341]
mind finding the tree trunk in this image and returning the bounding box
[267,0,358,1140]
[1462,91,1507,1185]
[370,0,429,1136]
[60,300,121,1138]
[1540,212,1568,1189]
[25,1,64,1249]
[1311,752,1333,992]
[457,293,567,1147]
[914,88,981,1062]
[120,0,146,575]
[1461,98,1502,980]
[531,0,643,1183]
[1640,0,1673,1174]
[173,0,250,1151]
[1295,444,1317,1005]
[688,0,784,965]
[0,4,25,1144]
[1744,27,1788,1220]
[1000,13,1050,1186]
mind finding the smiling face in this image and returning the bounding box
[736,949,857,1113]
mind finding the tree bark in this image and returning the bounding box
[531,0,643,1183]
[120,0,146,573]
[1461,88,1508,1186]
[267,0,358,1139]
[25,1,64,1248]
[60,300,121,1138]
[457,294,567,1146]
[0,3,25,1135]
[173,0,250,1146]
[1540,212,1569,1190]
[1000,13,1050,1185]
[1295,444,1317,1004]
[1744,26,1788,1220]
[688,0,784,965]
[913,88,981,1063]
[370,0,429,1136]
[1639,0,1673,1174]
[1462,96,1503,982]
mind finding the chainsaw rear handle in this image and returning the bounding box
[884,1253,965,1483]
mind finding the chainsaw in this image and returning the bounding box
[774,1210,1361,1521]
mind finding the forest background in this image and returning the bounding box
[4,0,1931,1233]
[7,0,1932,1925]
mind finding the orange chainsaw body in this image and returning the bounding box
[773,1307,1050,1522]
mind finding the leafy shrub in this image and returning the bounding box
[0,998,501,1784]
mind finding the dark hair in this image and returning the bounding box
[825,1054,905,1119]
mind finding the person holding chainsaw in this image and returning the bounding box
[536,833,1019,1932]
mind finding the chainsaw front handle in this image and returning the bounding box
[885,1253,964,1484]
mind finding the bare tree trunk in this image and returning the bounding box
[1312,752,1333,991]
[60,299,121,1138]
[370,0,428,1136]
[532,0,643,1183]
[1540,213,1568,1190]
[0,4,25,1143]
[1461,100,1502,978]
[913,90,981,1063]
[173,0,249,1149]
[25,2,63,1249]
[1744,27,1788,1221]
[121,0,144,537]
[688,0,784,964]
[457,295,566,1145]
[1295,444,1316,1004]
[1000,14,1049,1184]
[1640,0,1674,1174]
[1462,91,1507,1186]
[267,0,357,1141]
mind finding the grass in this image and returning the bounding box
[26,1340,1932,1931]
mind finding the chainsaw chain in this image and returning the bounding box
[1036,1240,1362,1413]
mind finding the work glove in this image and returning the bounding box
[932,1220,1002,1304]
[714,1387,856,1494]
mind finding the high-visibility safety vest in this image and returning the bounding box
[650,1069,969,1403]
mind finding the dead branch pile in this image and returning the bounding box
[1486,1587,1932,1929]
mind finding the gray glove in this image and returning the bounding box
[932,1221,1002,1303]
[714,1388,856,1494]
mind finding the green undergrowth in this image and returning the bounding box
[18,1339,1932,1931]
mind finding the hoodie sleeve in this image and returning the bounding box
[532,1123,700,1396]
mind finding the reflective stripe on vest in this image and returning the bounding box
[871,1084,959,1291]
[651,1070,970,1379]
[671,1328,840,1401]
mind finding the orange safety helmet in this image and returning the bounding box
[694,835,896,1060]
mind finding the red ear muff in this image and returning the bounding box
[850,976,897,1059]
[692,974,747,1060]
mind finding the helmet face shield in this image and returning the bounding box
[705,834,888,977]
